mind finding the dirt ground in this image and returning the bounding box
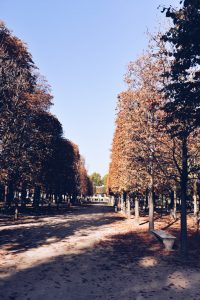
[0,204,200,300]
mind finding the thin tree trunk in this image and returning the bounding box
[71,193,77,205]
[135,196,139,225]
[33,185,41,208]
[126,195,131,218]
[123,192,127,213]
[4,185,8,203]
[153,191,156,211]
[149,174,154,231]
[149,189,154,231]
[21,183,27,209]
[114,195,118,212]
[161,194,164,217]
[7,182,14,207]
[170,190,174,219]
[193,178,199,231]
[120,194,124,212]
[170,188,177,221]
[173,186,177,220]
[145,189,148,212]
[180,136,188,258]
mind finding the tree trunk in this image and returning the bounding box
[145,189,148,211]
[170,187,177,220]
[21,183,27,209]
[4,185,8,203]
[6,182,14,207]
[180,136,188,258]
[0,184,4,202]
[161,194,164,217]
[153,191,156,210]
[149,173,154,231]
[33,185,41,208]
[193,178,199,231]
[173,187,177,220]
[134,196,139,226]
[149,189,154,231]
[71,193,77,205]
[120,194,124,212]
[123,192,127,213]
[126,195,131,218]
[114,195,118,211]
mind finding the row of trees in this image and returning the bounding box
[108,0,200,257]
[0,21,92,209]
[90,172,108,192]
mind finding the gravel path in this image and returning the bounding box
[0,204,200,300]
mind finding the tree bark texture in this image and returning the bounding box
[180,136,188,258]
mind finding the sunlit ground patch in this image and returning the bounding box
[139,256,158,267]
[167,271,190,290]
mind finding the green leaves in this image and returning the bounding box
[162,0,200,137]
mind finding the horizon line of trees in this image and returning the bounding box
[89,172,108,194]
[0,21,93,211]
[108,0,200,257]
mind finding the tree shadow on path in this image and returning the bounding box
[1,228,200,300]
[0,205,125,254]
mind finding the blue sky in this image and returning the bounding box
[1,0,179,176]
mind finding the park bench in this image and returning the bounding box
[151,230,176,250]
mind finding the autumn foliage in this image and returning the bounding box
[0,21,92,209]
[108,0,200,256]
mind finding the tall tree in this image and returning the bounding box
[0,21,36,203]
[162,0,200,257]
